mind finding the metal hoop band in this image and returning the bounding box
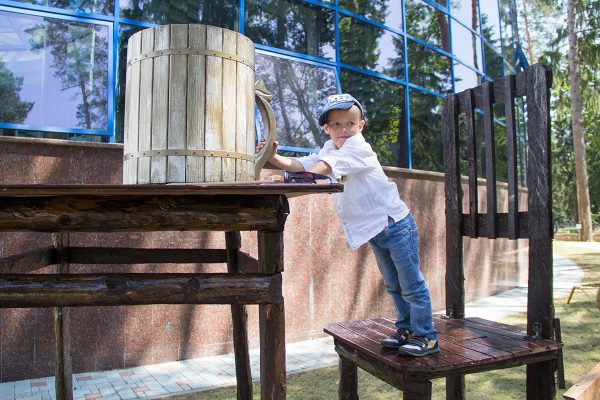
[123,149,254,162]
[127,48,254,69]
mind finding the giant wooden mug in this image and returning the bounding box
[123,24,276,183]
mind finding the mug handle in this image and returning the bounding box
[254,78,277,179]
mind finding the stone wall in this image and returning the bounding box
[0,137,528,382]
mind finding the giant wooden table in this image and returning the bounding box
[0,182,343,400]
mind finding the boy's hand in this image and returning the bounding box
[256,138,278,160]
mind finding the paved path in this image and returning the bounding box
[0,253,586,400]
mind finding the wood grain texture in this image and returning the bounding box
[137,28,154,184]
[186,24,207,183]
[150,25,170,183]
[205,26,224,182]
[0,272,283,307]
[167,24,188,182]
[124,32,141,184]
[222,29,237,182]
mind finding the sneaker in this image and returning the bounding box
[398,336,439,357]
[381,328,413,348]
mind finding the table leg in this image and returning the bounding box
[52,233,73,400]
[260,302,286,400]
[226,231,253,400]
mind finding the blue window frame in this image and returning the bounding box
[0,0,523,170]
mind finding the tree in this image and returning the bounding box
[0,60,34,123]
[567,0,593,241]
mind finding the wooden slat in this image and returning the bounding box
[0,182,343,197]
[504,75,519,239]
[464,89,478,238]
[563,362,600,400]
[236,35,251,181]
[0,194,289,232]
[66,247,227,264]
[186,24,206,183]
[150,25,170,183]
[52,232,72,400]
[137,28,154,184]
[124,32,142,184]
[442,93,465,319]
[525,64,555,400]
[167,24,188,182]
[0,247,58,273]
[243,38,255,180]
[0,272,283,307]
[222,29,237,182]
[226,231,253,400]
[460,212,529,238]
[205,26,224,182]
[482,81,497,239]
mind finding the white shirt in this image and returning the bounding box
[298,134,409,249]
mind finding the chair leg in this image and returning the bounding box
[339,356,359,400]
[446,375,465,400]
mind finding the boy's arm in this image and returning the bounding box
[268,154,305,172]
[307,160,332,176]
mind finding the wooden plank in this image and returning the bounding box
[0,195,288,232]
[0,272,283,307]
[563,362,600,400]
[482,81,497,239]
[244,40,256,180]
[52,232,72,400]
[226,231,253,400]
[186,24,206,183]
[137,28,154,184]
[0,182,344,197]
[259,303,286,400]
[151,25,170,183]
[461,212,529,238]
[338,355,359,400]
[504,75,519,239]
[167,24,188,182]
[236,35,251,181]
[205,26,224,182]
[222,29,237,182]
[0,247,58,273]
[124,32,142,184]
[464,89,479,238]
[66,247,227,264]
[258,231,284,274]
[441,93,465,319]
[525,63,555,400]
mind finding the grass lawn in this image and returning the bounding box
[197,241,600,399]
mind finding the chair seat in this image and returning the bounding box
[324,316,562,381]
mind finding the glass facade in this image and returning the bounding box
[0,0,521,172]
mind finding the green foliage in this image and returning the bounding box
[534,0,600,224]
[0,60,34,123]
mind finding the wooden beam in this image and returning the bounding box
[0,194,288,232]
[0,247,58,273]
[66,247,227,264]
[52,233,73,400]
[563,362,600,400]
[226,231,253,400]
[0,273,283,307]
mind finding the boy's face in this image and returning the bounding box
[323,105,365,149]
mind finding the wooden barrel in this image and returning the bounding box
[123,24,275,184]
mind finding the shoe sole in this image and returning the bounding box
[381,341,403,349]
[398,347,440,357]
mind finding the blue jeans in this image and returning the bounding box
[368,214,437,340]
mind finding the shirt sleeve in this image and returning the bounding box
[297,151,322,171]
[319,141,377,177]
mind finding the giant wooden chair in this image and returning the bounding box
[325,64,562,399]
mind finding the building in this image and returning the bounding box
[0,0,531,382]
[0,0,525,174]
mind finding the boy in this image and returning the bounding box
[257,93,438,356]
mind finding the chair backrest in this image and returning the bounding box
[442,64,554,340]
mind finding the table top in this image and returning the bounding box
[0,182,344,197]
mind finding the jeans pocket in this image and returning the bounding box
[383,218,401,237]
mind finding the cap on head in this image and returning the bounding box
[318,93,365,126]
